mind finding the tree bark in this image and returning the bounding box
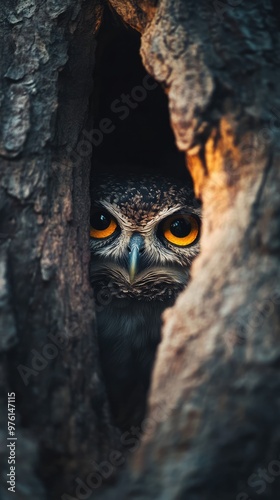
[0,2,117,499]
[1,1,280,500]
[106,1,280,499]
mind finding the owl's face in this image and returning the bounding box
[90,173,201,301]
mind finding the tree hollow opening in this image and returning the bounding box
[91,7,189,179]
[89,7,200,433]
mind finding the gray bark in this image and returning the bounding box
[0,2,117,499]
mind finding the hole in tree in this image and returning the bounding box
[89,7,199,432]
[91,6,191,178]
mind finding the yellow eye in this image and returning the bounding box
[90,210,118,239]
[161,213,200,247]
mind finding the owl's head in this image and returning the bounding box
[90,173,201,301]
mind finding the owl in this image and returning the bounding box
[90,172,201,430]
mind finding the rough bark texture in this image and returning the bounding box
[107,0,157,32]
[0,2,116,499]
[1,1,280,499]
[107,1,280,499]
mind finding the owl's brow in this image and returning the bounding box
[154,205,194,221]
[95,201,194,228]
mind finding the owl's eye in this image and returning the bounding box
[161,213,200,247]
[90,210,118,239]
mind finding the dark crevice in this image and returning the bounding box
[91,5,190,180]
[88,5,198,435]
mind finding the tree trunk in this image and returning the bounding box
[0,2,116,499]
[1,1,280,500]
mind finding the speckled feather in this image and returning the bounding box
[91,173,197,226]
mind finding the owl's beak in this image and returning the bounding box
[127,233,145,284]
